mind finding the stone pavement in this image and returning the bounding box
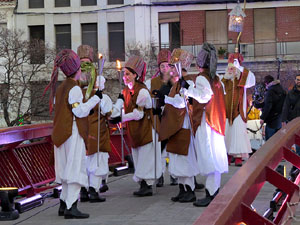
[2,164,300,225]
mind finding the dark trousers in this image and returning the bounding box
[265,125,281,141]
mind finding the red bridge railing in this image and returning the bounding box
[194,117,300,225]
[0,123,130,197]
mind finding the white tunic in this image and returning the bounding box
[185,76,228,175]
[86,94,112,181]
[54,85,100,186]
[122,88,162,185]
[222,71,256,156]
[164,88,200,178]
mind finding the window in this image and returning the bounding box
[29,0,44,8]
[55,24,71,52]
[108,22,125,61]
[55,0,70,7]
[254,8,276,57]
[205,10,228,52]
[82,23,98,59]
[81,0,97,6]
[29,25,45,64]
[107,0,123,5]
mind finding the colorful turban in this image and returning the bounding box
[196,42,217,79]
[44,49,81,113]
[77,45,94,62]
[125,56,147,82]
[157,49,171,66]
[170,49,194,71]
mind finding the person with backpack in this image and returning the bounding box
[260,75,286,141]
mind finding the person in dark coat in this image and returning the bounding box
[282,74,300,155]
[260,75,286,141]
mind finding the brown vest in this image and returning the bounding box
[123,82,153,148]
[160,77,193,156]
[189,71,226,136]
[83,90,111,155]
[52,78,88,148]
[222,69,249,125]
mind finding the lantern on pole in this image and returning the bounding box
[228,1,246,33]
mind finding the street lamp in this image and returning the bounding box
[228,1,246,33]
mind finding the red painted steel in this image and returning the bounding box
[193,117,300,225]
[0,123,131,196]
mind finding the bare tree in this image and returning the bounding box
[0,28,55,127]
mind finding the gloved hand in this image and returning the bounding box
[89,109,94,116]
[118,93,124,101]
[179,78,190,89]
[152,89,163,98]
[109,116,121,124]
[95,89,103,99]
[188,97,193,105]
[152,107,162,115]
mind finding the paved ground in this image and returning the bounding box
[2,163,300,225]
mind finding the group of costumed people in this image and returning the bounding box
[44,42,255,219]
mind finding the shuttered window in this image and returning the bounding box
[55,24,71,52]
[82,23,98,59]
[29,0,44,8]
[108,22,125,61]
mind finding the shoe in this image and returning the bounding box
[99,184,109,193]
[179,185,196,203]
[194,177,205,190]
[228,155,233,165]
[170,176,178,186]
[193,188,219,207]
[58,199,66,216]
[64,200,89,219]
[235,157,243,167]
[89,187,106,203]
[171,184,186,202]
[80,187,89,202]
[156,175,164,187]
[133,180,153,197]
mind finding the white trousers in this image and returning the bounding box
[60,182,81,209]
[178,176,195,191]
[205,172,221,196]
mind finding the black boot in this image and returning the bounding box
[133,180,153,197]
[194,177,205,190]
[58,199,66,216]
[156,175,164,187]
[99,179,109,193]
[89,187,106,203]
[179,185,196,203]
[170,175,178,186]
[193,188,219,207]
[64,200,89,219]
[80,187,89,202]
[171,184,186,202]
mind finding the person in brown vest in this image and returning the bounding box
[179,43,228,207]
[145,49,178,187]
[111,56,162,197]
[159,49,200,203]
[76,45,107,203]
[44,49,102,219]
[221,53,255,166]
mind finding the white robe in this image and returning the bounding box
[185,76,228,176]
[86,94,112,190]
[222,71,256,157]
[164,89,200,180]
[54,85,100,208]
[122,88,162,186]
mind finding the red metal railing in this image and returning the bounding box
[0,123,130,196]
[194,117,300,225]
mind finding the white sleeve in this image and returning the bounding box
[145,79,151,91]
[185,76,213,104]
[122,108,144,122]
[111,98,124,118]
[165,94,186,109]
[136,88,152,109]
[69,86,100,118]
[100,94,113,115]
[245,70,256,88]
